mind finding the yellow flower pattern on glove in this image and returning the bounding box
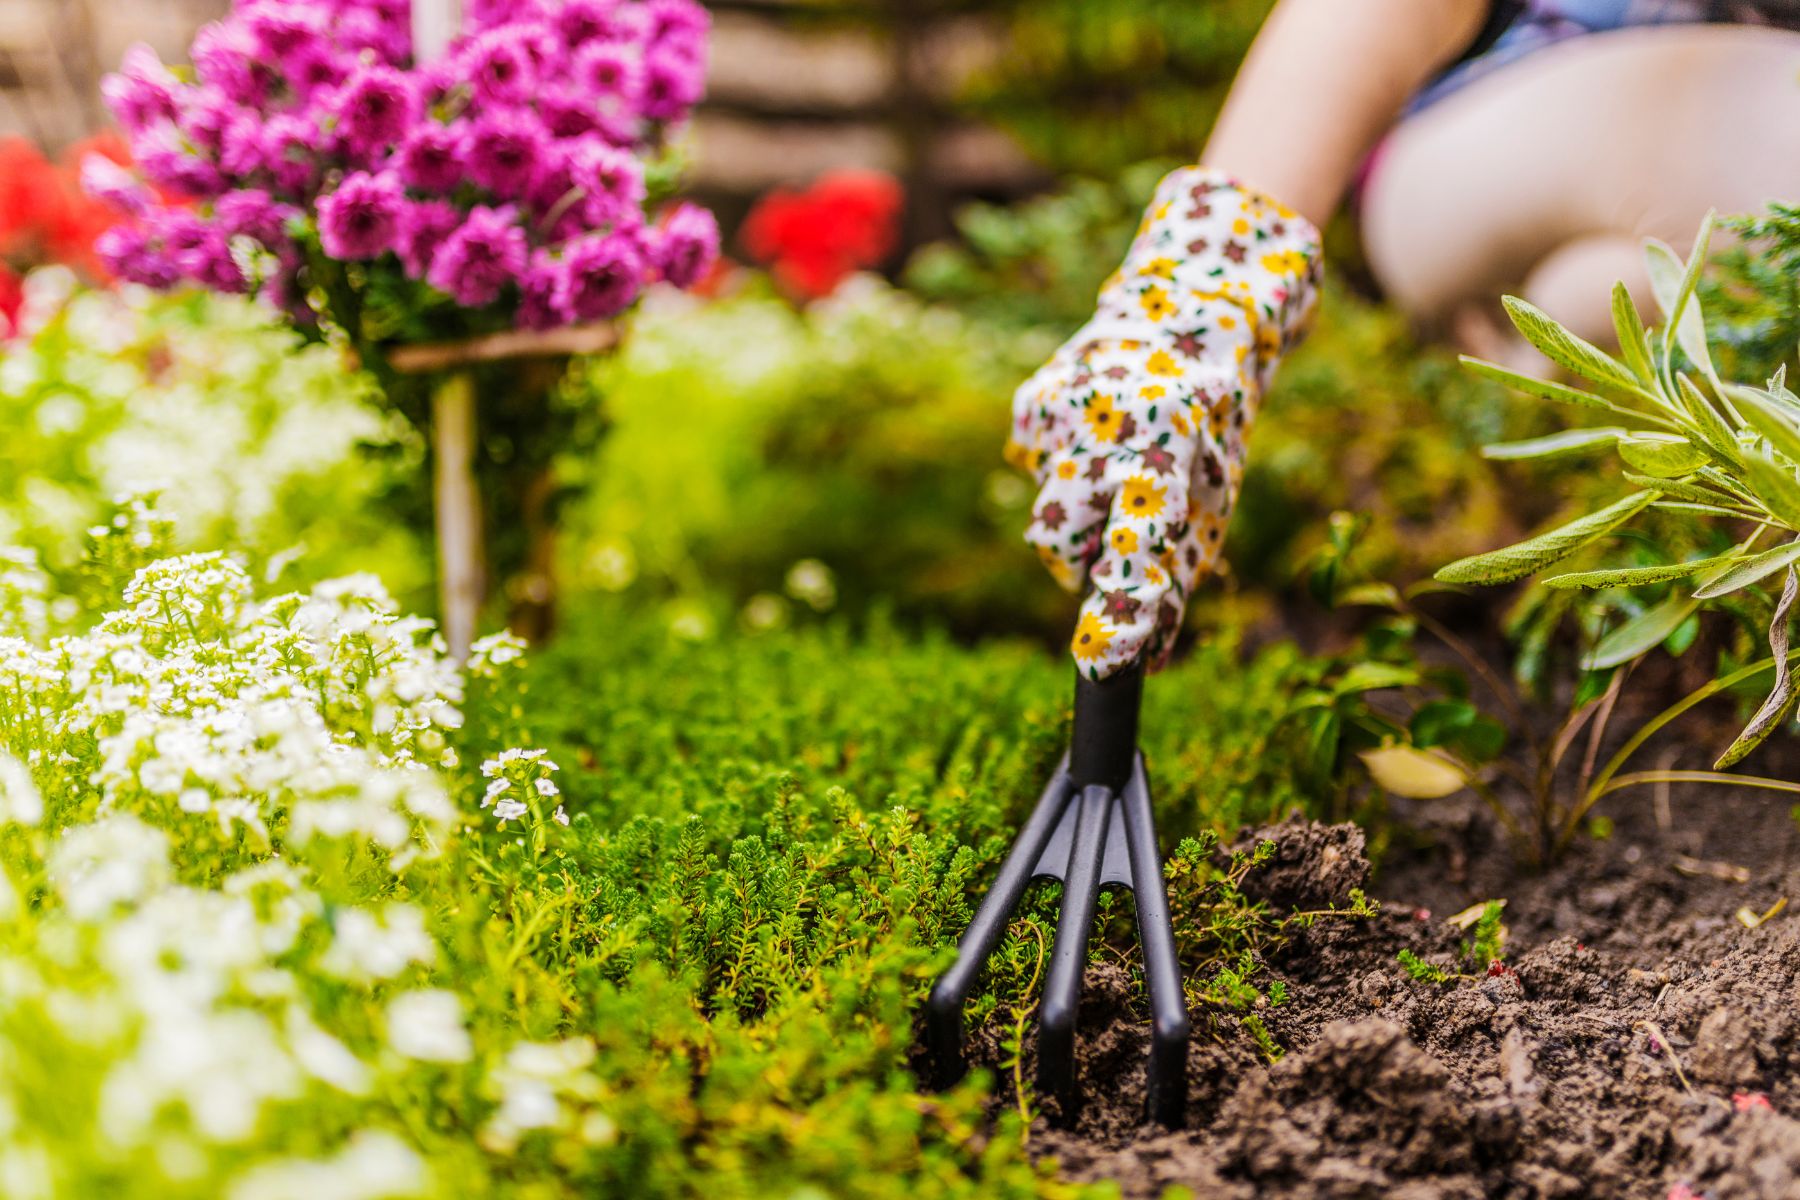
[1007,167,1323,679]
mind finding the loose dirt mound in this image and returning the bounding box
[999,789,1800,1199]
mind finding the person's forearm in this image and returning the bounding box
[1203,0,1492,226]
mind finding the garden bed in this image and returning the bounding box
[994,776,1800,1199]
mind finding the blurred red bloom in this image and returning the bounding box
[0,265,22,335]
[741,169,903,300]
[0,131,130,290]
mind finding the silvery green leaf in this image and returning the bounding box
[1482,428,1624,461]
[1676,374,1743,467]
[1740,451,1800,529]
[1436,492,1655,585]
[1727,383,1800,464]
[1585,591,1698,670]
[1643,238,1683,322]
[1615,432,1709,478]
[1458,356,1664,423]
[1611,282,1656,385]
[1715,566,1799,768]
[1621,472,1739,507]
[1500,297,1655,400]
[1644,216,1718,384]
[1692,539,1800,599]
[1544,553,1743,590]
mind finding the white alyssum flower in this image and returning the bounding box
[480,1039,611,1154]
[478,750,564,829]
[318,904,437,984]
[0,533,545,1188]
[385,990,473,1064]
[0,752,42,826]
[47,815,171,920]
[227,1131,427,1200]
[467,631,527,679]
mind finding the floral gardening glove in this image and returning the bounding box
[1007,167,1323,679]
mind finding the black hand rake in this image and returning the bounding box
[925,659,1189,1127]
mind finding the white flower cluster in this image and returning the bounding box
[6,553,462,868]
[480,748,567,829]
[0,548,50,643]
[0,545,578,1196]
[479,1038,616,1155]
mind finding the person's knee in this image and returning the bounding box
[1519,234,1652,350]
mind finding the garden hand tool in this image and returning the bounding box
[925,657,1190,1127]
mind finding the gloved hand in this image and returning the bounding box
[1007,167,1323,678]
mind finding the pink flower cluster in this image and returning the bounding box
[93,0,718,331]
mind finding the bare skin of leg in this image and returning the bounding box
[1361,24,1800,364]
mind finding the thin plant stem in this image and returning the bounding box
[1405,600,1540,760]
[1566,648,1800,847]
[1011,920,1047,1140]
[1590,769,1800,802]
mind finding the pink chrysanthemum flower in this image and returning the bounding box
[427,205,528,307]
[316,171,405,260]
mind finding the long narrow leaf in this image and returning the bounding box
[1729,383,1800,464]
[1500,296,1657,400]
[1645,217,1719,385]
[1715,566,1800,768]
[1611,282,1656,385]
[1616,433,1709,478]
[1459,356,1667,424]
[1482,428,1624,461]
[1545,552,1744,590]
[1436,492,1655,585]
[1621,472,1741,507]
[1692,539,1800,599]
[1585,592,1697,670]
[1677,374,1744,467]
[1740,451,1800,529]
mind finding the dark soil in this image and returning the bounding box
[987,769,1800,1199]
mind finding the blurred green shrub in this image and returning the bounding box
[571,279,1064,639]
[1705,203,1800,387]
[905,160,1166,331]
[959,0,1275,176]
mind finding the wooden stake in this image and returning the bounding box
[411,0,462,62]
[432,372,481,659]
[413,0,474,658]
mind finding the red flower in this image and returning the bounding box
[0,131,134,286]
[0,265,22,336]
[741,168,902,300]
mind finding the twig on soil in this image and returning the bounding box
[1672,855,1752,884]
[1637,1019,1696,1095]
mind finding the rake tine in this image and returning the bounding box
[1121,754,1190,1127]
[925,755,1072,1088]
[1035,781,1113,1113]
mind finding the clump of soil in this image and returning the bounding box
[989,784,1800,1199]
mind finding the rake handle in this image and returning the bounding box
[1070,660,1144,791]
